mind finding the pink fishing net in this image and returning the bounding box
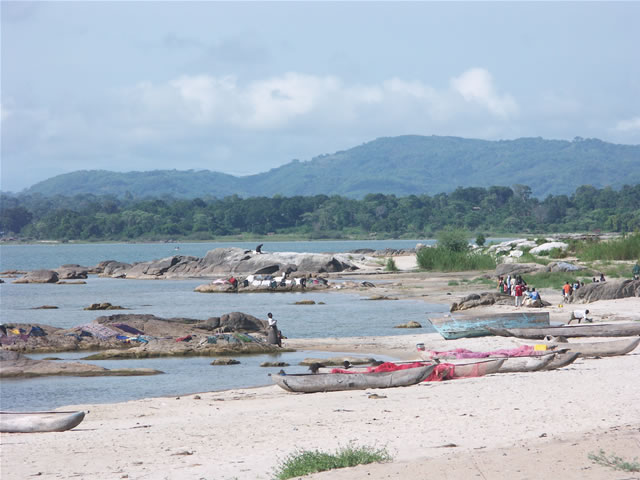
[329,361,479,382]
[423,345,538,359]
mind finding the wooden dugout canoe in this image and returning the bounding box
[487,323,640,339]
[543,352,580,370]
[497,353,555,373]
[428,312,550,340]
[536,337,640,358]
[0,411,85,433]
[271,364,434,393]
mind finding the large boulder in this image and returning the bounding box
[530,242,568,254]
[545,261,582,273]
[570,279,640,303]
[495,263,545,277]
[124,255,199,278]
[57,264,89,279]
[218,312,266,332]
[13,269,59,284]
[98,260,132,277]
[450,292,551,311]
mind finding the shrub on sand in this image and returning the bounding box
[273,444,392,479]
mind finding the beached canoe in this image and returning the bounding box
[488,323,640,339]
[543,352,580,370]
[271,364,434,393]
[428,312,550,340]
[497,353,554,373]
[0,411,85,433]
[537,337,640,358]
[436,358,505,378]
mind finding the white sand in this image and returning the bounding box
[2,264,640,480]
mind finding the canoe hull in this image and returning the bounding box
[0,411,85,433]
[489,323,640,339]
[429,312,550,340]
[271,365,434,393]
[497,354,554,373]
[539,337,640,357]
[421,358,505,378]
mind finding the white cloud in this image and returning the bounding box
[451,68,518,117]
[615,116,640,132]
[123,68,517,135]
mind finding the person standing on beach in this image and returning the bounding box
[514,282,524,307]
[266,313,281,347]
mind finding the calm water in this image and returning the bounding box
[0,239,471,410]
[0,239,438,272]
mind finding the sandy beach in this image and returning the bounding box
[2,258,639,480]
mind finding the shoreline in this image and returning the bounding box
[1,334,638,479]
[2,262,640,479]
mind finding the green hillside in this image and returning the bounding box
[23,135,640,198]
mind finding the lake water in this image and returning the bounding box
[1,239,499,410]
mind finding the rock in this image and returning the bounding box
[104,247,358,280]
[509,250,524,258]
[219,312,267,332]
[570,279,640,303]
[394,321,422,328]
[84,303,126,311]
[97,260,133,277]
[0,350,163,378]
[365,295,398,301]
[211,358,240,365]
[57,280,87,285]
[13,269,59,284]
[530,242,568,254]
[545,261,582,273]
[260,361,290,367]
[451,292,553,311]
[32,305,58,309]
[56,264,89,279]
[299,357,376,366]
[294,300,316,305]
[495,263,545,277]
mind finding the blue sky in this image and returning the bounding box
[2,1,639,192]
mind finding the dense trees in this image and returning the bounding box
[1,184,639,241]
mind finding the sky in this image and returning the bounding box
[2,1,640,192]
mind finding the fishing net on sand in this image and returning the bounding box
[329,361,481,382]
[423,345,537,359]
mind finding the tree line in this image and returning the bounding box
[1,184,639,241]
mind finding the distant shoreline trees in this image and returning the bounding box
[1,184,639,241]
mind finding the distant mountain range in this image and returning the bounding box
[19,135,640,199]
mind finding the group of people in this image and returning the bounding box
[497,275,541,308]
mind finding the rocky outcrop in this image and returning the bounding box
[84,303,126,311]
[530,242,568,254]
[99,248,357,280]
[450,292,551,311]
[96,260,132,277]
[56,264,89,279]
[495,263,545,277]
[545,261,582,273]
[0,350,162,378]
[13,269,59,284]
[569,279,640,303]
[0,313,280,356]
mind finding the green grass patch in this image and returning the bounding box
[448,280,459,286]
[588,449,640,472]
[385,258,399,272]
[273,444,392,479]
[577,233,640,261]
[417,247,496,272]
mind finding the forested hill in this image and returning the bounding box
[22,135,640,199]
